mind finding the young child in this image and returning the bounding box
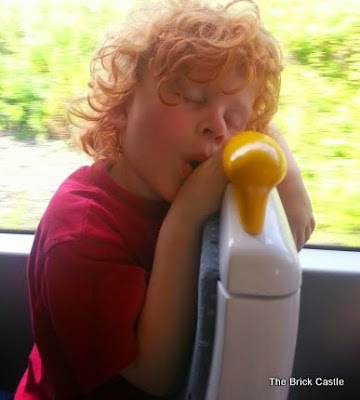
[15,0,315,398]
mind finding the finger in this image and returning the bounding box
[305,224,312,243]
[296,232,305,253]
[290,228,299,252]
[310,216,316,232]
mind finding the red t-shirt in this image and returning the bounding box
[15,161,169,399]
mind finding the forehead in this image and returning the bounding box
[139,68,259,107]
[183,66,257,93]
[183,70,259,98]
[217,72,254,94]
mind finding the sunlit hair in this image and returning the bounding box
[67,0,283,161]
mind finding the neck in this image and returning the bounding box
[108,158,160,202]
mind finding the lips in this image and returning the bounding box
[181,157,206,180]
[188,160,201,170]
[181,161,194,180]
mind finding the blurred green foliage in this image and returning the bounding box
[0,0,130,139]
[258,0,360,247]
[0,0,359,246]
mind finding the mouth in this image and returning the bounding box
[181,159,203,180]
[187,160,201,170]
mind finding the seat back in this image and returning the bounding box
[0,252,32,393]
[184,187,301,400]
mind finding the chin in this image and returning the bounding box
[150,178,183,203]
[162,191,177,203]
[160,185,181,204]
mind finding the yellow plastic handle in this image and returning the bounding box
[222,131,287,235]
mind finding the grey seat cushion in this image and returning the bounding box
[0,391,13,400]
[184,214,220,400]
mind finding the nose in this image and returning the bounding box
[198,108,229,147]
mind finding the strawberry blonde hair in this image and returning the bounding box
[67,0,282,161]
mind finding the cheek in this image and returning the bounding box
[147,106,194,150]
[125,89,195,158]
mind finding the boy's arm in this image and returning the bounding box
[121,151,227,396]
[121,215,202,396]
[267,122,315,251]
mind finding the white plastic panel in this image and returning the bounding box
[219,185,301,296]
[206,284,300,400]
[205,185,302,400]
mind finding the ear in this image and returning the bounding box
[108,97,132,128]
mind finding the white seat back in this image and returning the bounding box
[205,186,301,400]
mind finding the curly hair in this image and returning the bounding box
[67,0,283,161]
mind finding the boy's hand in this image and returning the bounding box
[278,176,315,252]
[170,150,228,227]
[170,144,315,252]
[266,122,316,252]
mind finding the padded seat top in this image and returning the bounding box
[184,214,220,400]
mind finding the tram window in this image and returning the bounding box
[0,0,359,248]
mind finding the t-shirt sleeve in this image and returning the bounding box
[43,238,147,392]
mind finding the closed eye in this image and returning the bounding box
[225,107,250,132]
[225,113,244,131]
[180,81,208,107]
[183,95,207,106]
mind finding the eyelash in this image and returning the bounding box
[183,95,207,106]
[178,85,247,129]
